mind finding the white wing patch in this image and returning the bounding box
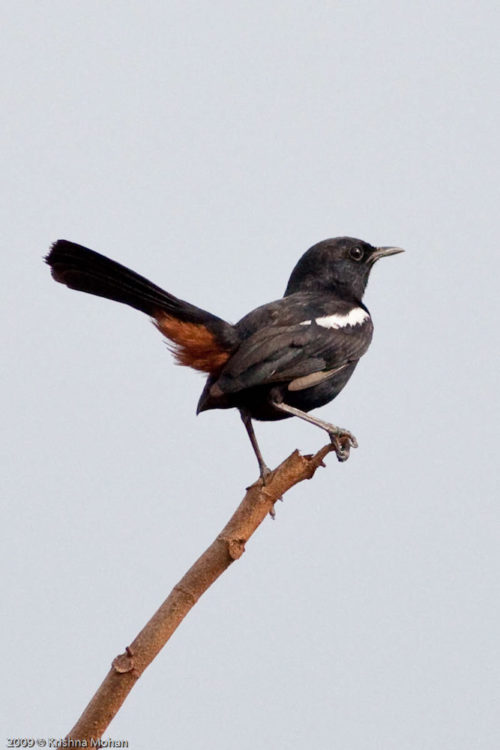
[299,307,370,329]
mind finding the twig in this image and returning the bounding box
[66,443,336,741]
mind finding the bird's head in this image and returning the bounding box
[284,237,404,300]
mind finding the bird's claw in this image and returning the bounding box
[328,429,358,462]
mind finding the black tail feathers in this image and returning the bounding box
[46,240,216,325]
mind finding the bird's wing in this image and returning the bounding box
[212,317,373,395]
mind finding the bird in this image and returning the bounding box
[45,237,403,478]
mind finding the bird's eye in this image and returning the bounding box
[349,246,364,261]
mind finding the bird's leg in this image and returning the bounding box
[271,401,358,462]
[240,410,272,481]
[240,410,282,519]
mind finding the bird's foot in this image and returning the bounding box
[259,464,283,519]
[328,427,358,462]
[260,464,272,483]
[246,463,272,491]
[245,464,281,518]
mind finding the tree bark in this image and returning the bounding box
[66,443,336,741]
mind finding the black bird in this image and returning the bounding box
[45,237,403,477]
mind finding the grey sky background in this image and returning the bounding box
[2,1,499,748]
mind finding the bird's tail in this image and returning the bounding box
[46,240,237,373]
[47,240,205,319]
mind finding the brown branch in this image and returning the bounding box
[66,443,336,741]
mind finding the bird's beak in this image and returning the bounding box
[369,246,405,264]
